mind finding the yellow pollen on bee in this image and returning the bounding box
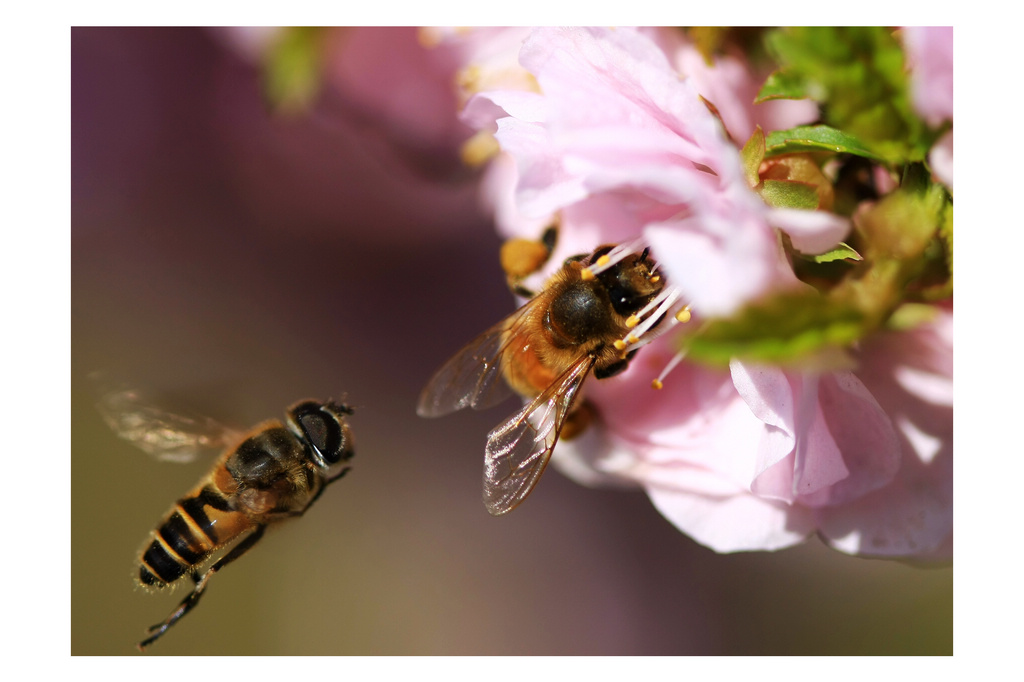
[651,379,664,390]
[613,339,627,351]
[675,307,692,323]
[626,315,640,328]
[581,268,596,281]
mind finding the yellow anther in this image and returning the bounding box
[613,339,627,351]
[675,307,692,323]
[459,130,500,167]
[456,64,482,90]
[626,333,639,344]
[581,268,596,281]
[650,274,661,283]
[596,254,611,267]
[626,315,640,328]
[651,379,664,390]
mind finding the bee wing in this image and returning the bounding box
[96,387,238,463]
[482,353,596,516]
[416,305,532,418]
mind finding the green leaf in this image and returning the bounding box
[263,27,326,113]
[683,290,868,366]
[682,186,950,368]
[762,27,934,163]
[740,126,765,187]
[857,184,944,261]
[886,303,938,331]
[756,69,813,103]
[765,125,883,161]
[940,200,953,281]
[759,179,820,209]
[798,242,863,263]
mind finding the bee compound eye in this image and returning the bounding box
[295,410,337,463]
[288,400,353,465]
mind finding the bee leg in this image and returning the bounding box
[560,401,594,441]
[325,465,352,486]
[137,524,267,651]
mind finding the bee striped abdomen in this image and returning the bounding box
[138,485,235,588]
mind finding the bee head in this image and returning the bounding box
[588,248,662,317]
[287,400,355,467]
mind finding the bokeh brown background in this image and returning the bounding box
[72,27,952,655]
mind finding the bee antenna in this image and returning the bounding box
[325,399,354,415]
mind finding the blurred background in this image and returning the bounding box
[72,27,951,655]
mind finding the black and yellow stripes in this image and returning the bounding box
[138,485,235,588]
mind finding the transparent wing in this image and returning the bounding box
[416,304,534,418]
[96,387,238,463]
[482,353,595,516]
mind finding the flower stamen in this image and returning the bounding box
[579,238,647,281]
[651,350,688,390]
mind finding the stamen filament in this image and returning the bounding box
[651,350,688,390]
[626,288,682,342]
[583,238,648,278]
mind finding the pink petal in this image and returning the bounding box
[646,217,780,317]
[768,207,851,255]
[731,362,902,508]
[521,27,744,189]
[805,370,902,506]
[479,152,555,239]
[494,117,588,218]
[463,90,547,128]
[822,304,953,555]
[646,484,815,552]
[902,26,954,127]
[929,129,953,192]
[643,27,819,142]
[815,430,952,556]
[586,339,764,487]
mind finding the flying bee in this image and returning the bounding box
[99,391,354,650]
[417,239,685,516]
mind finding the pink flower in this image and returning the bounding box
[458,27,951,558]
[902,27,953,128]
[929,130,954,192]
[463,27,847,317]
[903,26,953,191]
[641,28,818,142]
[555,304,952,556]
[217,27,481,172]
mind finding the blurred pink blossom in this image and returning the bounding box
[903,26,953,191]
[217,27,480,171]
[929,130,954,191]
[902,26,953,128]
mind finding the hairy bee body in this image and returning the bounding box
[418,242,668,515]
[498,256,657,400]
[113,398,355,650]
[138,420,332,589]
